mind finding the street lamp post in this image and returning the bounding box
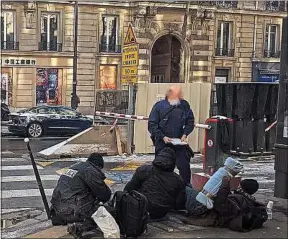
[274,17,288,199]
[71,1,79,110]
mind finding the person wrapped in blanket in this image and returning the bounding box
[185,158,268,232]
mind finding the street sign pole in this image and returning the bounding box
[122,24,139,155]
[127,83,134,154]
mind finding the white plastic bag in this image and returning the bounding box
[91,206,120,238]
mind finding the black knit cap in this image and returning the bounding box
[87,153,104,169]
[240,179,259,195]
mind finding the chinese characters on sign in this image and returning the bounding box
[36,68,61,106]
[1,58,36,66]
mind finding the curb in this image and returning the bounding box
[2,136,69,141]
[25,225,69,238]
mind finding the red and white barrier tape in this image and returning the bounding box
[94,111,211,129]
[95,111,149,121]
[265,120,277,132]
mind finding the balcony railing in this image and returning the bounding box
[196,1,238,8]
[264,50,281,58]
[265,1,286,11]
[1,41,19,50]
[38,42,62,52]
[99,44,121,53]
[215,48,235,57]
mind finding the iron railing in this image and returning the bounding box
[196,1,238,8]
[215,48,235,57]
[99,44,121,53]
[265,1,286,11]
[38,42,62,52]
[264,50,281,58]
[1,41,19,50]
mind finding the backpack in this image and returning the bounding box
[111,190,149,238]
[227,194,268,232]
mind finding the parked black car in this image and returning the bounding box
[8,106,107,138]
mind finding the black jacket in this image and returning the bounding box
[148,99,194,142]
[124,156,186,219]
[214,180,268,232]
[51,161,111,220]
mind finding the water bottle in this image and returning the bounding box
[266,201,273,219]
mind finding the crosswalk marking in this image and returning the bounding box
[37,161,54,167]
[2,175,60,182]
[1,158,28,162]
[1,165,44,170]
[1,189,54,198]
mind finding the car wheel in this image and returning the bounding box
[27,123,43,138]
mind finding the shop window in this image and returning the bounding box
[100,15,121,53]
[264,25,280,58]
[39,13,62,51]
[216,22,234,57]
[1,69,13,105]
[99,65,117,89]
[36,68,62,105]
[1,11,18,50]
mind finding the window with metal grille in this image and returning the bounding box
[216,22,234,57]
[264,25,280,58]
[1,11,18,50]
[100,15,120,53]
[40,13,62,51]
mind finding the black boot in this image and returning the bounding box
[67,221,96,239]
[68,223,82,239]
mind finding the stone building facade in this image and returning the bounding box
[1,1,287,113]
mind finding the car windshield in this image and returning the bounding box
[36,107,57,114]
[58,107,77,116]
[18,107,38,113]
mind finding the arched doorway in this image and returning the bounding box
[151,34,182,83]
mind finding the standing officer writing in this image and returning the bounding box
[148,85,195,185]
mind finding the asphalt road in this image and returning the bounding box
[1,137,68,155]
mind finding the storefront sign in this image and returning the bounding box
[121,24,139,84]
[1,58,36,66]
[258,74,279,82]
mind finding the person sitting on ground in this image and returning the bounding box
[124,147,186,219]
[50,153,112,237]
[185,178,268,232]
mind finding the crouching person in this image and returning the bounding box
[50,153,112,238]
[124,147,186,219]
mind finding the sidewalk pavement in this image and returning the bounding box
[2,157,287,239]
[17,183,288,239]
[22,191,287,239]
